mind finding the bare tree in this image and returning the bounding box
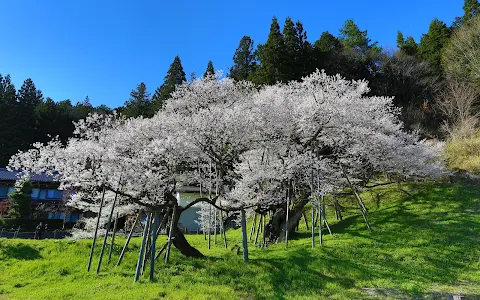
[442,15,480,85]
[436,78,480,138]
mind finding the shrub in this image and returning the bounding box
[444,131,480,173]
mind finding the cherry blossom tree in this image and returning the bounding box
[8,70,442,276]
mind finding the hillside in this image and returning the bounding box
[0,182,479,300]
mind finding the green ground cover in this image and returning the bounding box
[0,182,479,299]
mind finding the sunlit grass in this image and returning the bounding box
[0,182,479,299]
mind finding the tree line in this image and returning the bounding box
[1,0,479,168]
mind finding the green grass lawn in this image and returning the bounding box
[0,182,479,300]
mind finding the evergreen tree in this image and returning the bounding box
[16,78,44,153]
[203,61,215,78]
[396,31,405,49]
[251,17,286,85]
[229,36,256,81]
[463,0,480,22]
[295,21,314,77]
[8,177,33,219]
[152,56,186,111]
[397,31,418,56]
[339,19,381,56]
[313,31,344,75]
[282,17,301,81]
[338,20,382,81]
[123,82,152,118]
[35,97,60,143]
[0,74,18,167]
[71,96,94,120]
[418,19,451,72]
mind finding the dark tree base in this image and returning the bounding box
[266,199,309,242]
[172,227,204,258]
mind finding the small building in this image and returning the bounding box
[0,168,80,223]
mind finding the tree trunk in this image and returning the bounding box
[266,198,309,242]
[170,206,204,258]
[172,227,204,258]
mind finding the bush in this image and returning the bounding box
[444,131,480,173]
[1,219,64,231]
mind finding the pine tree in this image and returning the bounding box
[463,0,480,22]
[229,36,256,81]
[397,31,418,56]
[295,21,314,77]
[203,61,215,78]
[313,31,344,75]
[251,17,286,85]
[282,17,300,81]
[71,96,94,120]
[152,56,186,111]
[123,82,152,118]
[418,19,451,72]
[338,20,382,80]
[16,78,44,153]
[35,97,59,143]
[0,74,18,167]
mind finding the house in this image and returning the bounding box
[0,168,80,223]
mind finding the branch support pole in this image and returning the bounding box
[240,209,249,262]
[117,212,141,266]
[87,186,106,272]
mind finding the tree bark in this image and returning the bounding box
[266,198,309,242]
[172,227,204,258]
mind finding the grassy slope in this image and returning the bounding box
[0,182,479,300]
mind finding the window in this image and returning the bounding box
[0,187,8,197]
[47,190,62,199]
[48,212,66,220]
[31,189,40,199]
[7,188,15,195]
[70,212,79,223]
[39,190,47,200]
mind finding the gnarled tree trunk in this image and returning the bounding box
[266,198,309,242]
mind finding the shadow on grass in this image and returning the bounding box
[0,243,42,260]
[250,183,480,298]
[251,247,359,299]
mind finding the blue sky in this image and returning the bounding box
[0,0,463,108]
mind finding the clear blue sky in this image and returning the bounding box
[0,0,463,108]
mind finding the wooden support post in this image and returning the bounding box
[107,211,119,264]
[164,207,176,264]
[240,209,249,262]
[155,242,168,260]
[321,195,334,239]
[97,193,118,274]
[340,163,371,231]
[285,187,290,249]
[214,208,217,244]
[87,186,106,272]
[249,213,257,241]
[303,211,309,230]
[134,213,150,282]
[254,214,262,245]
[207,204,211,250]
[149,214,160,282]
[318,197,322,245]
[262,213,266,248]
[310,167,315,248]
[219,201,227,249]
[333,195,342,221]
[142,213,153,274]
[117,212,140,266]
